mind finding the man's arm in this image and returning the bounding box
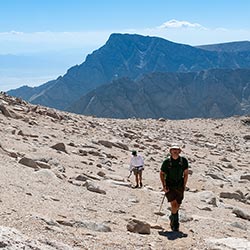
[160,171,169,193]
[183,168,188,190]
[129,165,134,172]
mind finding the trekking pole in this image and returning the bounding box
[127,171,132,179]
[155,194,165,223]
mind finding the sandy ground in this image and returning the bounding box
[0,93,249,249]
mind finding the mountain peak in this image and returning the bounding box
[8,33,250,118]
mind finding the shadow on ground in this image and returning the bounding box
[158,230,188,240]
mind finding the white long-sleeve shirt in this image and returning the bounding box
[129,155,144,171]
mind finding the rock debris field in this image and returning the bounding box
[0,92,249,250]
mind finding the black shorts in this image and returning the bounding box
[165,187,184,204]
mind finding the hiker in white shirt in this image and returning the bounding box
[129,150,144,188]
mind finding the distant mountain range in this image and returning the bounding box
[68,68,250,119]
[8,33,250,119]
[197,41,250,52]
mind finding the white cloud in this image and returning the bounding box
[0,21,249,55]
[158,19,206,30]
[9,31,24,35]
[0,30,111,54]
[138,20,250,45]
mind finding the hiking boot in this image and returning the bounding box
[139,182,143,187]
[172,222,179,231]
[134,184,139,188]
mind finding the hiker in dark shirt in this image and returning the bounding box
[160,144,189,231]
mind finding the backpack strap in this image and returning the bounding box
[179,156,183,166]
[169,156,183,167]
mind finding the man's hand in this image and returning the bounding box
[162,186,169,193]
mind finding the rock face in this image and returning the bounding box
[8,34,250,114]
[0,92,249,249]
[68,68,250,119]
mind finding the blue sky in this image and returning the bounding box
[0,0,250,90]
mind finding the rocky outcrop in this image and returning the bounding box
[127,219,151,234]
[68,68,250,119]
[0,226,75,249]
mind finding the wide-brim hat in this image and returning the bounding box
[169,144,181,150]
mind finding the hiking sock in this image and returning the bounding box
[169,214,175,230]
[173,211,179,231]
[170,212,179,231]
[176,210,179,224]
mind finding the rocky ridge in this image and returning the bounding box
[0,92,249,249]
[68,68,250,119]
